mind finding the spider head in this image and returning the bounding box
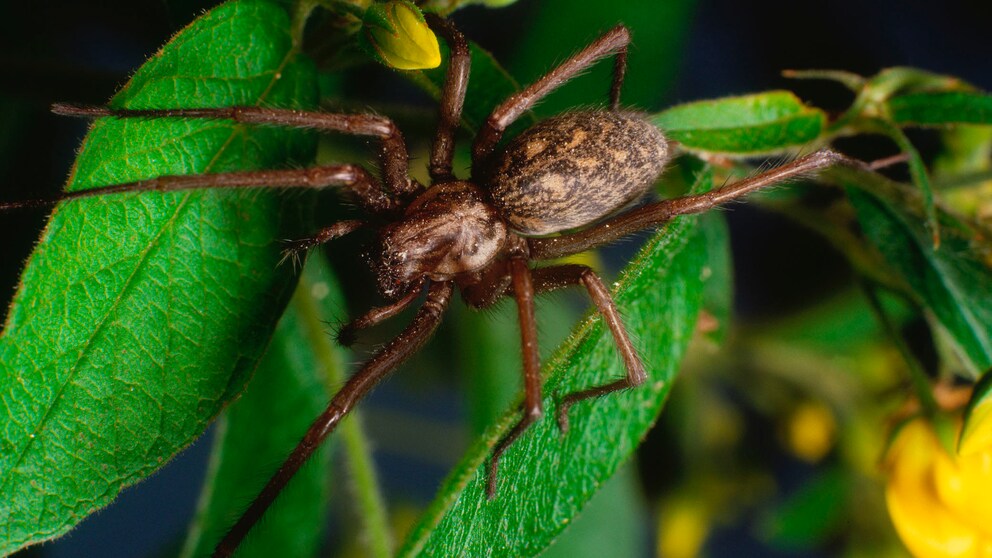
[371,181,508,301]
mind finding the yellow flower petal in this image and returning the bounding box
[885,419,992,558]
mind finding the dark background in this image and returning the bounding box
[1,0,990,556]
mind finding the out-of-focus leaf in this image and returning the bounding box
[181,260,343,557]
[848,189,992,374]
[540,463,646,558]
[398,209,709,557]
[698,210,732,344]
[0,1,317,552]
[761,469,847,551]
[960,371,992,456]
[652,91,826,154]
[889,91,992,126]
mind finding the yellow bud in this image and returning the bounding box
[361,1,441,71]
[884,418,992,558]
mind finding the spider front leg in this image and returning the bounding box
[213,281,454,558]
[527,265,645,433]
[471,25,630,168]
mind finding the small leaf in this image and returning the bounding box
[960,372,992,456]
[0,1,317,552]
[652,91,826,154]
[848,189,992,374]
[180,259,350,557]
[889,91,992,126]
[398,210,709,556]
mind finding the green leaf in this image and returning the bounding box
[180,260,346,557]
[540,463,646,558]
[0,1,317,552]
[398,211,709,556]
[760,468,847,550]
[652,91,826,154]
[889,91,992,126]
[848,189,992,374]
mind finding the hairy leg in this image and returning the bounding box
[52,103,418,201]
[471,25,630,167]
[280,219,366,268]
[487,256,543,498]
[529,149,857,260]
[527,264,645,432]
[336,283,424,346]
[425,14,470,183]
[213,281,453,558]
[2,164,399,216]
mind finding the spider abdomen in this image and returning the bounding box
[487,111,670,236]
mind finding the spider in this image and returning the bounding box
[6,14,853,558]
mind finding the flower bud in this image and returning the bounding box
[360,1,441,71]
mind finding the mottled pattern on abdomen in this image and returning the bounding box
[486,111,670,236]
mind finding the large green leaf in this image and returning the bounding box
[0,0,317,552]
[848,189,992,374]
[652,91,826,154]
[398,209,709,556]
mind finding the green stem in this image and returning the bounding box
[871,118,941,246]
[859,280,939,418]
[296,267,394,558]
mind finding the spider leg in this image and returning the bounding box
[487,256,543,498]
[212,280,453,558]
[336,282,423,346]
[529,149,858,260]
[526,264,645,433]
[51,103,418,201]
[425,14,470,183]
[280,219,365,269]
[2,164,400,216]
[471,25,630,167]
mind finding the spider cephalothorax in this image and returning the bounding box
[16,13,850,558]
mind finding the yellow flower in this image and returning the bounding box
[884,418,992,558]
[361,1,441,70]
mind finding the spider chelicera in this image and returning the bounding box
[8,14,854,558]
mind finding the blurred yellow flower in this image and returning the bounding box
[361,0,441,70]
[784,401,837,463]
[884,418,992,558]
[959,389,992,457]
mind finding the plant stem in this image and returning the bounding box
[295,265,394,558]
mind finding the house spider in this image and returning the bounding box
[9,14,853,558]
